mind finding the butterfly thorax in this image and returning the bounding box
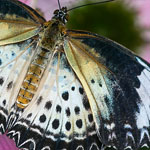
[39,7,68,51]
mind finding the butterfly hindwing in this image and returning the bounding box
[0,0,45,46]
[0,39,38,134]
[7,51,102,150]
[64,30,150,150]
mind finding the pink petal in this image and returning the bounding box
[0,134,18,150]
[19,0,31,6]
[36,0,76,20]
[128,0,150,28]
[141,45,150,63]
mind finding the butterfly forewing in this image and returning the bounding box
[64,30,150,149]
[0,0,45,46]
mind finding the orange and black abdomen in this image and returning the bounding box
[16,49,50,109]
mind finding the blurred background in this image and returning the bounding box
[19,0,150,63]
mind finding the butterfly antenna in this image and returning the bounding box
[68,0,115,12]
[57,0,61,10]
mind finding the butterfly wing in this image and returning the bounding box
[0,0,45,134]
[0,0,45,71]
[7,51,102,150]
[63,30,150,150]
[0,0,45,46]
[0,39,39,134]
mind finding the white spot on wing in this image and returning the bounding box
[136,104,149,129]
[136,68,150,130]
[124,124,132,129]
[105,123,115,130]
[136,57,150,71]
[126,131,135,144]
[141,143,149,148]
[76,145,84,150]
[90,143,100,150]
[41,146,50,150]
[124,146,132,150]
[140,128,150,143]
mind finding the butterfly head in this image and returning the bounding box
[52,7,69,24]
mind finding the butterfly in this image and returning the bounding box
[0,0,150,150]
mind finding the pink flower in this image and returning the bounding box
[129,0,150,28]
[19,0,32,6]
[19,0,76,20]
[0,134,18,150]
[128,0,150,61]
[141,45,150,63]
[36,0,76,20]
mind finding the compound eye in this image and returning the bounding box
[62,7,67,13]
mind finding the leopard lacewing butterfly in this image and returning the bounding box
[0,0,150,149]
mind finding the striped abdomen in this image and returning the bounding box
[16,49,50,109]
